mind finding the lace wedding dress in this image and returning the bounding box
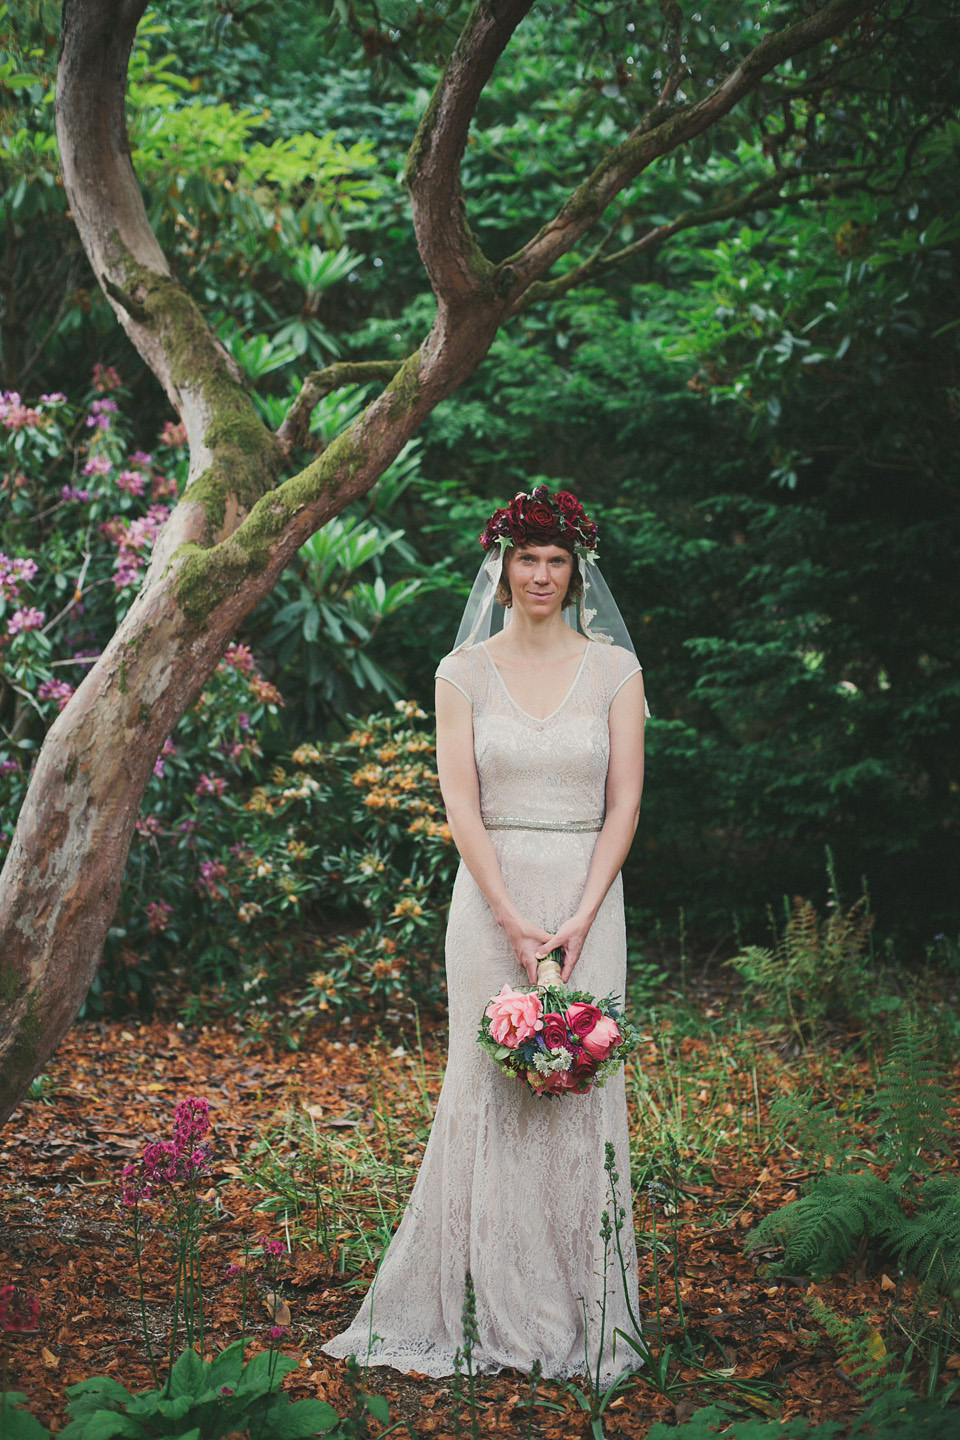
[322,640,642,1383]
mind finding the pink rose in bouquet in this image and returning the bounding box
[580,1014,622,1061]
[485,984,544,1048]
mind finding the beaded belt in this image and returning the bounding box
[483,816,604,833]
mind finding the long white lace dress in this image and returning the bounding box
[322,639,642,1383]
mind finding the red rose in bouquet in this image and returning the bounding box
[541,1012,571,1049]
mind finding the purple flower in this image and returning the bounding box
[196,773,226,798]
[40,392,67,405]
[145,900,173,933]
[0,392,40,430]
[260,1235,285,1257]
[7,606,45,635]
[61,485,91,503]
[0,759,18,776]
[267,1325,287,1342]
[86,397,119,430]
[83,453,111,476]
[116,469,147,496]
[173,1096,211,1150]
[37,679,74,709]
[130,451,153,466]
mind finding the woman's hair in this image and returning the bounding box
[496,532,583,610]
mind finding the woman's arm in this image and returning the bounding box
[545,669,646,982]
[435,677,552,982]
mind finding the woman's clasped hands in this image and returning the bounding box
[504,907,593,985]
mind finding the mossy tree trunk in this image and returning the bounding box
[0,0,876,1122]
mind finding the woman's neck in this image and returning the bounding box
[488,610,585,663]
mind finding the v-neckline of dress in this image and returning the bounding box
[480,641,591,723]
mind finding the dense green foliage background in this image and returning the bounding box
[2,0,959,984]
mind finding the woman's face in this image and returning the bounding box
[504,544,575,617]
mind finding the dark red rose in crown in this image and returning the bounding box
[525,500,556,533]
[541,1012,571,1049]
[554,491,583,521]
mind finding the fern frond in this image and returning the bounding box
[875,1013,955,1183]
[894,1178,960,1302]
[770,1091,853,1176]
[749,1172,902,1278]
[807,1297,895,1402]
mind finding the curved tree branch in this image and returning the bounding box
[495,0,877,300]
[277,360,404,456]
[405,0,535,315]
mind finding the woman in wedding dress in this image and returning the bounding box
[322,487,647,1383]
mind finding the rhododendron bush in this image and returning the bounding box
[0,379,453,1013]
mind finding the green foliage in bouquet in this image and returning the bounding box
[478,976,640,1098]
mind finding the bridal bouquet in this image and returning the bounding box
[477,957,638,1097]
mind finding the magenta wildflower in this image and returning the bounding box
[259,1236,285,1257]
[0,1285,40,1333]
[130,450,153,466]
[266,1325,287,1342]
[60,485,91,503]
[173,1096,211,1150]
[0,759,18,776]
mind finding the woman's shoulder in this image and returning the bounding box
[588,642,648,713]
[435,644,486,701]
[589,641,641,682]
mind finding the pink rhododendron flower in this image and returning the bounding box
[160,419,187,447]
[579,1014,621,1061]
[7,606,45,635]
[485,985,543,1047]
[37,678,74,709]
[196,773,226,798]
[146,900,173,933]
[83,452,112,475]
[221,642,255,674]
[0,392,40,430]
[116,469,146,496]
[92,363,122,392]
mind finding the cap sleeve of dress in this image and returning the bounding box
[606,644,651,718]
[435,648,474,707]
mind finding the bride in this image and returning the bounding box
[322,486,647,1382]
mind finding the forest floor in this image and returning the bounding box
[2,980,958,1437]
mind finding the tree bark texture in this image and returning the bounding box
[0,0,879,1122]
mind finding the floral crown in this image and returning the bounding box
[478,485,599,558]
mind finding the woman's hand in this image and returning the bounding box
[538,911,594,984]
[503,913,555,985]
